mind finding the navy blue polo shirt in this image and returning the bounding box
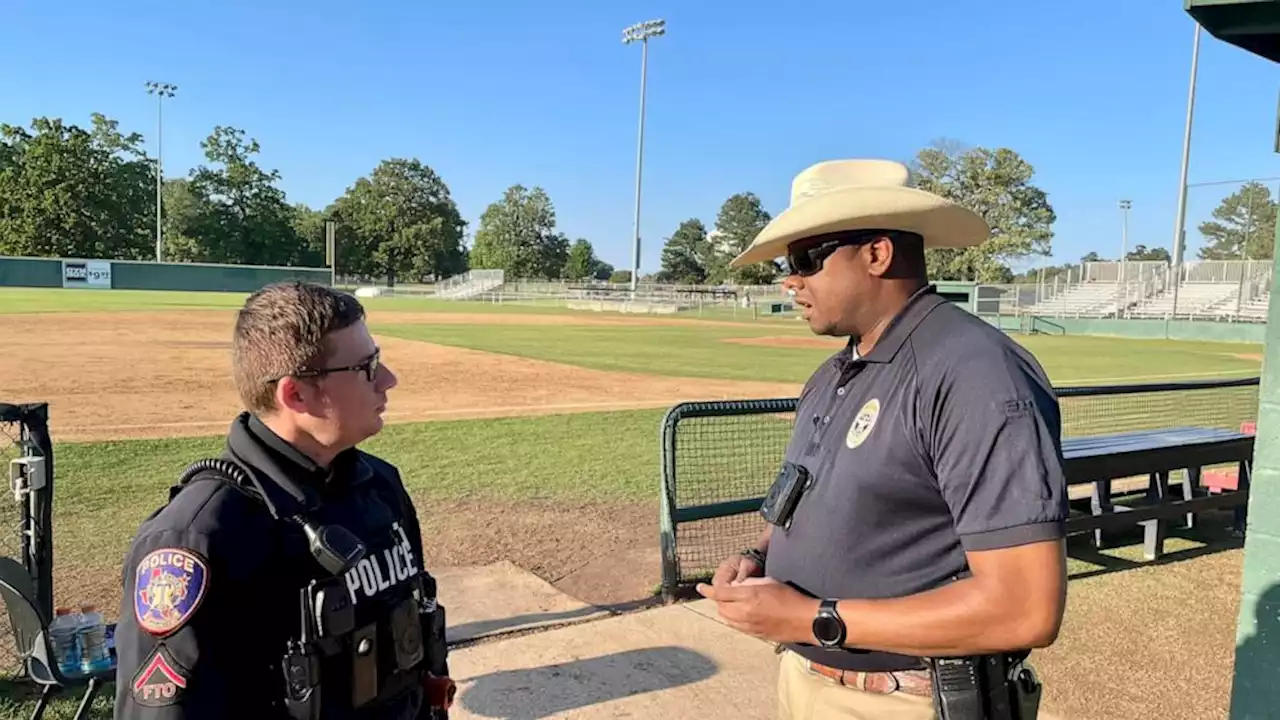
[765,285,1069,672]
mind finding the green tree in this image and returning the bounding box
[289,203,328,268]
[0,114,155,260]
[563,238,603,281]
[185,126,305,266]
[469,185,567,279]
[329,158,468,285]
[1126,244,1171,262]
[1197,181,1277,260]
[657,218,711,284]
[910,141,1056,282]
[159,178,215,262]
[708,192,778,285]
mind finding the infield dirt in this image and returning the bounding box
[0,309,803,443]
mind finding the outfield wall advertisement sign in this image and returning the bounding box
[61,260,112,289]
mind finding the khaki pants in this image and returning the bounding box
[777,649,938,720]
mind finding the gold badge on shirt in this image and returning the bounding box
[846,398,880,449]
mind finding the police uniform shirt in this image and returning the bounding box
[114,412,438,719]
[765,285,1069,672]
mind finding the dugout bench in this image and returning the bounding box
[1062,425,1253,561]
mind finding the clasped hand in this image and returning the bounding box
[696,567,819,646]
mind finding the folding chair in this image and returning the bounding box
[0,557,115,720]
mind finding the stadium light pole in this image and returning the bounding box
[1169,23,1202,325]
[1118,199,1131,314]
[622,18,665,295]
[1119,199,1131,266]
[145,81,178,263]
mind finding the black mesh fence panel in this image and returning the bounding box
[660,378,1261,597]
[0,404,54,681]
[661,401,796,594]
[1057,378,1259,437]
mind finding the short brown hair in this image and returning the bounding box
[232,281,366,414]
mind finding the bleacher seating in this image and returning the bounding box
[434,270,506,300]
[1128,282,1240,319]
[1023,282,1128,317]
[1238,291,1271,321]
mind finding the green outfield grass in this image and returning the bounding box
[377,321,1263,386]
[0,287,788,322]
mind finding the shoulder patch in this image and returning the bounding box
[135,548,209,636]
[132,644,189,706]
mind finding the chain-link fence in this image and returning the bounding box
[657,377,1261,600]
[0,403,55,681]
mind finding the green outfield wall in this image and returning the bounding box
[0,256,332,293]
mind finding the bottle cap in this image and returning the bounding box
[55,607,71,616]
[80,604,96,612]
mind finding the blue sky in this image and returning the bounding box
[4,0,1280,276]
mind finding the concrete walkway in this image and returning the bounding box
[447,599,782,719]
[437,563,1065,720]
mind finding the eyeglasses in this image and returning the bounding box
[784,230,906,277]
[271,349,382,383]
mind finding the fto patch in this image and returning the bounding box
[131,645,189,707]
[135,548,209,636]
[846,398,881,449]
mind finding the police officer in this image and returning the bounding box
[114,281,454,719]
[697,159,1069,720]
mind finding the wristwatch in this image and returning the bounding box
[740,548,767,568]
[812,598,847,648]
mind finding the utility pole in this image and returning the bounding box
[622,19,665,295]
[1169,24,1202,322]
[145,81,177,263]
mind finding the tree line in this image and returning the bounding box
[656,142,1060,286]
[3,113,1267,287]
[0,113,617,285]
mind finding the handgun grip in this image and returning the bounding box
[424,674,456,710]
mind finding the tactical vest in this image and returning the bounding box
[176,457,447,719]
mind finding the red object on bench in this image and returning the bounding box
[1201,420,1254,492]
[1202,468,1239,492]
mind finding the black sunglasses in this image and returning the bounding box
[272,349,382,384]
[784,230,909,277]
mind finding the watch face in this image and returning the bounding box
[814,614,842,644]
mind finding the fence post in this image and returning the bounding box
[659,405,685,604]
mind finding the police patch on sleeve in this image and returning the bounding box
[135,548,209,636]
[131,644,189,706]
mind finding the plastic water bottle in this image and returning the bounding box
[77,604,113,673]
[49,607,82,676]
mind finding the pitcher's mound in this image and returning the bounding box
[436,561,611,643]
[722,335,845,349]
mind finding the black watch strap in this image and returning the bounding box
[813,598,847,648]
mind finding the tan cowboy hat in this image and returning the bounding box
[729,158,990,268]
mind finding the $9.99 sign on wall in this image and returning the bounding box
[61,260,113,289]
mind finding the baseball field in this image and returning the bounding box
[0,285,1265,719]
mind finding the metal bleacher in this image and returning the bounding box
[1009,259,1274,323]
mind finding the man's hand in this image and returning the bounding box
[711,551,763,587]
[696,577,819,645]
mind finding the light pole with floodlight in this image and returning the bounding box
[622,19,665,294]
[145,81,177,263]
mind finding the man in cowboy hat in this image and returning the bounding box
[697,159,1068,720]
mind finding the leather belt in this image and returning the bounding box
[803,658,934,698]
